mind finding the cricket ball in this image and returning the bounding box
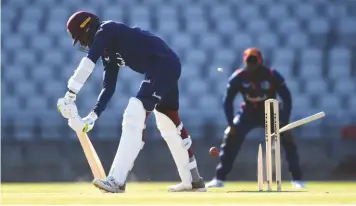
[209,147,219,156]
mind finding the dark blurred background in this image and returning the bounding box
[1,0,356,182]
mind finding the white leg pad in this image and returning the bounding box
[109,97,146,185]
[154,110,195,185]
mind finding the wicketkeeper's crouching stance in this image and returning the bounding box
[206,48,305,189]
[57,11,206,193]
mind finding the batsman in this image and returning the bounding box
[206,48,305,189]
[56,11,206,193]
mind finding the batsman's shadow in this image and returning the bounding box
[227,190,307,193]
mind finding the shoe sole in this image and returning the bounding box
[206,185,224,188]
[92,182,125,193]
[93,181,208,193]
[168,187,207,192]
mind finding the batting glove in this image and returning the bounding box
[68,111,98,133]
[82,111,98,133]
[57,91,78,119]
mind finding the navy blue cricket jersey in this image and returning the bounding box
[87,21,180,116]
[223,67,292,126]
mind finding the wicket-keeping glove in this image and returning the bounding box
[57,91,78,119]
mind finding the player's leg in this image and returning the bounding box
[154,84,206,192]
[280,131,305,188]
[93,75,163,193]
[206,111,255,188]
[92,97,148,193]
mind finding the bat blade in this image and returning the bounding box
[76,132,106,179]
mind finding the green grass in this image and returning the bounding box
[2,182,356,205]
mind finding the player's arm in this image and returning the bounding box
[223,71,241,126]
[92,66,119,117]
[272,70,292,123]
[67,28,109,95]
[57,29,110,120]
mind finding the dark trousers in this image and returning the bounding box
[135,58,195,158]
[136,56,181,111]
[216,110,302,181]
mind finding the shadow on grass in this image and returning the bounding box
[227,190,307,193]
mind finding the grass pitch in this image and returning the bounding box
[1,182,356,205]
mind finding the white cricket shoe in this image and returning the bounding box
[292,180,306,189]
[205,179,225,188]
[92,176,126,193]
[168,178,207,192]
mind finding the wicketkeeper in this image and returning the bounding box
[206,48,305,189]
[57,11,206,193]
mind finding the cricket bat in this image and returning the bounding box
[76,132,106,179]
